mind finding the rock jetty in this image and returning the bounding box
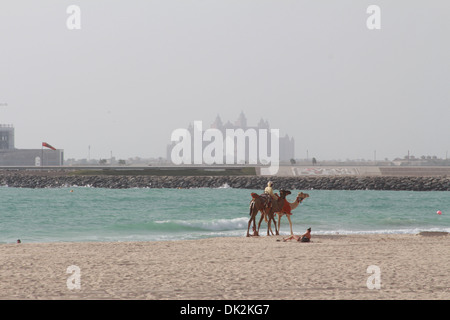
[1,170,450,191]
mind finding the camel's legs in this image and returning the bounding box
[260,209,276,236]
[276,214,292,235]
[247,201,259,237]
[286,215,293,235]
[257,210,265,234]
[268,220,274,236]
[252,208,280,237]
[266,212,274,236]
[277,213,282,234]
[265,213,278,236]
[272,217,279,235]
[252,215,259,236]
[247,208,257,237]
[248,211,261,236]
[246,216,253,237]
[253,216,259,236]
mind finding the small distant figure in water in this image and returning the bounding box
[17,239,21,244]
[282,227,311,242]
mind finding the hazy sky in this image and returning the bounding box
[1,1,449,161]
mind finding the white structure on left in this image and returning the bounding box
[0,124,64,166]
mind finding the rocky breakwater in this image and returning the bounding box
[1,171,450,191]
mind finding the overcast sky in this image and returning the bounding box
[1,1,449,161]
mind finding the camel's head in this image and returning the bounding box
[279,189,291,198]
[298,192,309,200]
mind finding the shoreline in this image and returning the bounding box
[1,233,449,300]
[5,230,450,245]
[1,170,450,190]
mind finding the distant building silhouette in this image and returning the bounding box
[0,124,63,166]
[0,124,15,150]
[167,112,295,164]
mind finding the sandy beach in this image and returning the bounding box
[1,233,449,300]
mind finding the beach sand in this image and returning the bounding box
[1,234,449,300]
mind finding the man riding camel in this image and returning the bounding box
[264,181,278,200]
[265,181,294,216]
[264,181,279,208]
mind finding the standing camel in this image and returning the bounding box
[247,190,288,237]
[275,192,309,235]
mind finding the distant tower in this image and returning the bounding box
[223,120,234,130]
[166,112,295,163]
[234,111,247,128]
[0,124,14,150]
[257,118,269,129]
[211,115,223,130]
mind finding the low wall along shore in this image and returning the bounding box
[1,170,450,191]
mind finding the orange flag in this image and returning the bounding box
[42,142,56,150]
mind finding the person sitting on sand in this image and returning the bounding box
[283,227,311,242]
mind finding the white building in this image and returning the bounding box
[167,112,295,164]
[0,125,63,166]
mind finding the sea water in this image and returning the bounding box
[0,186,449,243]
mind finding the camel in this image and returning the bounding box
[275,192,309,235]
[246,190,288,237]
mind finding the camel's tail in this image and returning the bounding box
[249,200,254,216]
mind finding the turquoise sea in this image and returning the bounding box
[1,186,449,243]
